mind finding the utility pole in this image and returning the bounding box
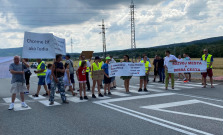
[99,19,107,58]
[130,0,136,49]
[71,38,73,53]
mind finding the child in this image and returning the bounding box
[102,57,112,95]
[46,64,52,96]
[76,61,88,100]
[63,63,76,96]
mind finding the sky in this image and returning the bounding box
[0,0,222,53]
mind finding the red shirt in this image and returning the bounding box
[78,67,86,81]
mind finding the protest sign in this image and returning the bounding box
[81,51,94,59]
[53,36,66,55]
[168,60,207,73]
[0,57,13,79]
[109,63,145,77]
[92,70,104,80]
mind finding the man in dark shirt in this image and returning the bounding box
[50,54,69,105]
[157,56,165,83]
[153,55,159,82]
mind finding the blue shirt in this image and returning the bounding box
[200,54,213,62]
[45,69,51,84]
[102,63,109,75]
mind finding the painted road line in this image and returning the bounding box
[55,93,73,97]
[102,103,213,135]
[175,83,202,87]
[149,83,165,85]
[38,100,61,107]
[176,93,223,102]
[111,92,131,97]
[174,85,194,89]
[13,103,32,111]
[158,87,181,91]
[67,97,88,103]
[141,99,223,122]
[114,87,125,90]
[130,90,150,95]
[196,83,218,86]
[28,95,46,100]
[94,93,175,104]
[3,97,20,103]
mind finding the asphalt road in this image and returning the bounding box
[0,70,223,135]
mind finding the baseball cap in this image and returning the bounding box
[106,56,111,60]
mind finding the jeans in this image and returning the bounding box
[50,77,66,102]
[158,68,165,82]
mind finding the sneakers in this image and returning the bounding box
[104,92,107,96]
[114,86,116,88]
[92,94,96,98]
[8,103,14,110]
[21,102,28,108]
[49,101,54,105]
[32,94,38,97]
[108,92,112,95]
[138,88,142,92]
[144,88,148,92]
[84,96,88,100]
[80,96,83,100]
[98,93,104,97]
[42,93,48,96]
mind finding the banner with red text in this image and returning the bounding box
[168,60,207,73]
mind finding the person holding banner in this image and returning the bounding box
[33,59,49,97]
[102,57,112,96]
[78,55,91,91]
[164,50,177,90]
[138,55,151,92]
[201,49,214,88]
[8,56,29,110]
[183,53,191,82]
[50,54,69,105]
[120,55,132,93]
[91,56,103,98]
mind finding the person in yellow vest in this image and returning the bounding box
[91,56,103,98]
[98,57,104,89]
[78,55,91,91]
[201,49,214,88]
[138,55,151,92]
[33,59,49,97]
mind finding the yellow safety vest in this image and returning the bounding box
[90,62,101,78]
[140,60,150,73]
[202,54,213,68]
[79,60,90,72]
[98,61,103,68]
[37,61,47,76]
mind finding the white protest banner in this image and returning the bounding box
[168,60,207,73]
[53,36,66,55]
[109,63,145,77]
[22,32,56,59]
[0,57,13,79]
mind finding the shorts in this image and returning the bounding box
[140,74,149,81]
[120,76,132,80]
[25,72,30,85]
[47,83,51,90]
[111,77,115,82]
[10,82,27,94]
[202,69,213,78]
[154,69,158,76]
[70,74,75,83]
[79,81,86,84]
[38,76,46,85]
[104,75,111,84]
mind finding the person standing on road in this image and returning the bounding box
[63,63,76,96]
[110,56,117,89]
[138,55,151,92]
[201,49,214,88]
[33,59,49,97]
[46,64,52,96]
[102,57,112,96]
[164,50,177,90]
[50,54,69,105]
[157,56,165,83]
[65,54,75,91]
[153,55,159,82]
[91,56,103,98]
[120,55,132,93]
[98,57,104,89]
[183,53,191,82]
[8,56,29,110]
[177,55,186,81]
[78,55,91,91]
[23,58,31,94]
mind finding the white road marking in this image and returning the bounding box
[196,83,218,86]
[114,87,125,90]
[158,87,181,91]
[3,97,20,103]
[28,95,46,100]
[175,83,202,87]
[111,92,131,97]
[13,103,32,111]
[67,97,88,103]
[173,85,194,89]
[141,99,223,122]
[38,100,61,107]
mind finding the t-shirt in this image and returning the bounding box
[184,57,191,60]
[158,59,164,68]
[102,63,109,75]
[164,54,177,68]
[9,63,27,84]
[78,67,86,81]
[153,59,159,68]
[66,59,74,74]
[45,69,51,84]
[53,62,64,78]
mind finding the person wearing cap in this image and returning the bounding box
[139,55,151,92]
[78,55,91,91]
[33,59,49,97]
[91,56,103,98]
[65,54,75,91]
[102,56,112,96]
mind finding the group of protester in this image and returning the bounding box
[8,48,214,110]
